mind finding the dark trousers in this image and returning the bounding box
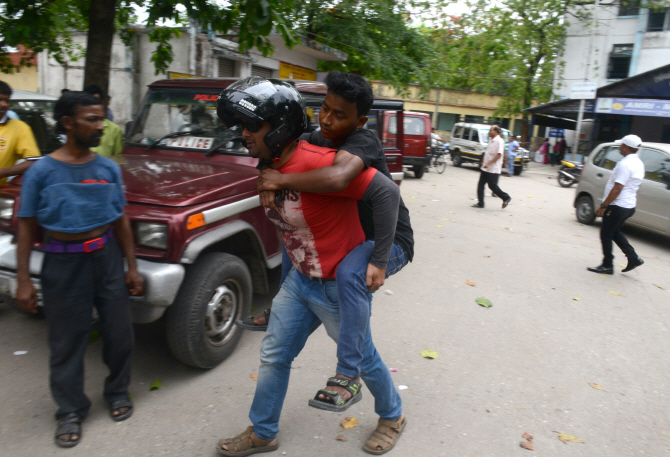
[600,205,637,267]
[41,237,134,420]
[477,171,510,207]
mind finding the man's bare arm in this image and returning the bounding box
[16,217,38,313]
[0,161,33,179]
[258,150,365,193]
[113,214,145,296]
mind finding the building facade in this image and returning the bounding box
[554,0,670,98]
[370,81,535,141]
[37,27,346,126]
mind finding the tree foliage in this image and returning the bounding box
[0,0,297,89]
[430,0,584,139]
[289,0,448,87]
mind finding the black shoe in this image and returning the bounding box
[622,256,644,273]
[471,203,484,208]
[587,265,614,275]
[502,197,512,209]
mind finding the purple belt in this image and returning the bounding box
[42,230,114,254]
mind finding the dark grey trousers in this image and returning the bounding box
[41,237,134,420]
[477,171,510,206]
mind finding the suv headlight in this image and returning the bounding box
[135,222,168,250]
[0,197,14,221]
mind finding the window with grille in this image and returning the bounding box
[618,0,640,16]
[647,9,668,31]
[218,58,235,77]
[607,44,633,79]
[251,66,273,79]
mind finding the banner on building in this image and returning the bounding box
[168,71,203,79]
[595,97,670,118]
[548,128,564,138]
[279,62,316,81]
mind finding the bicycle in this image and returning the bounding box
[430,147,448,174]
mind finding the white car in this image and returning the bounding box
[574,142,670,235]
[448,122,529,175]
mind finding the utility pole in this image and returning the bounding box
[573,0,599,161]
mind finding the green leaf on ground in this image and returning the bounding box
[476,297,493,308]
[88,330,100,344]
[573,297,580,301]
[653,284,666,290]
[420,349,439,359]
[608,290,624,296]
[149,379,162,391]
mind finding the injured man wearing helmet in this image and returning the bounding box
[216,75,410,456]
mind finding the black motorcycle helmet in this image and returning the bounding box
[217,76,308,162]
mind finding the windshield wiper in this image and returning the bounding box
[146,129,206,151]
[204,137,231,158]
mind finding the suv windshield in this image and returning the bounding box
[128,88,246,154]
[478,128,510,145]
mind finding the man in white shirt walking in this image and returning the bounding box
[472,125,511,209]
[588,134,645,275]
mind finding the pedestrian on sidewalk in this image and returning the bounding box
[588,134,645,275]
[15,91,144,448]
[0,81,41,182]
[472,125,511,209]
[507,134,519,176]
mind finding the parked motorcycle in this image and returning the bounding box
[557,160,583,187]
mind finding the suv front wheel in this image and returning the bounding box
[576,195,596,225]
[452,152,462,167]
[166,252,252,369]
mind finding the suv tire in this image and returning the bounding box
[166,252,252,369]
[452,153,463,167]
[576,195,596,225]
[413,166,425,179]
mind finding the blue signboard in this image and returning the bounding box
[548,128,564,138]
[595,97,670,117]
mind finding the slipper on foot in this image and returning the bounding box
[110,399,133,422]
[55,413,82,448]
[308,377,363,412]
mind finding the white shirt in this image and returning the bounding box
[481,135,504,174]
[603,153,645,208]
[431,132,442,148]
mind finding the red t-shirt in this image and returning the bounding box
[266,140,376,278]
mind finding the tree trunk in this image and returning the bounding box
[83,0,117,96]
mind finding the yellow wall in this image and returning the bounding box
[1,65,39,92]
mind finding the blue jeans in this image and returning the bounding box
[280,241,408,378]
[335,241,408,378]
[249,269,403,440]
[508,152,517,176]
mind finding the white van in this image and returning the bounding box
[449,123,529,175]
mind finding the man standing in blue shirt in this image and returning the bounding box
[15,91,144,448]
[507,135,519,176]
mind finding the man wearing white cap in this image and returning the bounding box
[588,134,645,275]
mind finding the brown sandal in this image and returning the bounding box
[216,426,279,456]
[363,415,407,455]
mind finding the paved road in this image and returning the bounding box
[2,162,670,457]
